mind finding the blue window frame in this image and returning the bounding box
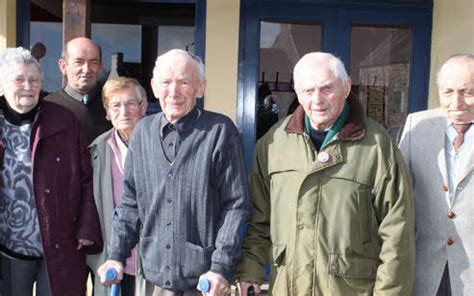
[237,0,433,170]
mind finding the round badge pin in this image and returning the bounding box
[317,151,330,163]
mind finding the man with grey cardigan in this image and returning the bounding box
[97,49,251,296]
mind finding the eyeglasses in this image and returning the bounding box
[108,100,143,112]
[11,77,42,88]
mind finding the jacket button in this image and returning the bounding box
[442,184,448,192]
[167,172,173,178]
[447,238,454,246]
[165,266,170,272]
[447,211,456,219]
[167,199,172,203]
[165,244,171,249]
[55,243,60,249]
[165,281,170,286]
[56,157,60,162]
[44,189,51,194]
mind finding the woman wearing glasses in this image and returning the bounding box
[87,77,148,296]
[0,47,102,295]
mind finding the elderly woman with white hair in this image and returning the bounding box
[0,47,102,295]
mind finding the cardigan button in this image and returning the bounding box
[447,238,454,246]
[44,188,51,194]
[447,211,456,219]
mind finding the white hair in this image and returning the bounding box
[0,47,43,96]
[436,53,474,85]
[152,49,205,81]
[293,52,349,91]
[0,47,43,80]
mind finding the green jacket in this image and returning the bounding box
[234,98,414,295]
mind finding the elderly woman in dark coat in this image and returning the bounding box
[0,47,102,295]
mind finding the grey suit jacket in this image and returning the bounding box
[400,108,474,296]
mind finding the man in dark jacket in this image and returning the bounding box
[45,37,111,145]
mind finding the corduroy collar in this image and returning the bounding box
[284,92,366,142]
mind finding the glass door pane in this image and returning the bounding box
[350,26,412,139]
[257,21,322,139]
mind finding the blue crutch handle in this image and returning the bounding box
[198,278,211,293]
[105,267,121,296]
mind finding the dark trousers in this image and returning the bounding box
[145,281,202,296]
[0,253,52,296]
[121,273,136,296]
[437,263,452,296]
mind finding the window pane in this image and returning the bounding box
[257,21,322,139]
[92,23,142,78]
[158,26,195,55]
[30,22,62,91]
[29,22,142,91]
[350,26,412,137]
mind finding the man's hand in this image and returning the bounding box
[77,239,94,250]
[237,281,261,296]
[198,271,230,296]
[97,260,124,286]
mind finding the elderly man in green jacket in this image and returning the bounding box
[234,52,415,296]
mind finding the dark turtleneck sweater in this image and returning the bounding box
[0,97,39,126]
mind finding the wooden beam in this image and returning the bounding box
[62,0,91,45]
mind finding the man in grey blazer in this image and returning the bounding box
[399,54,474,296]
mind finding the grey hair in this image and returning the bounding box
[293,52,349,91]
[102,76,147,107]
[437,53,474,85]
[0,47,44,80]
[153,49,205,81]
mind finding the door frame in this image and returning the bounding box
[237,0,433,170]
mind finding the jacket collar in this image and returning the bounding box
[284,92,366,142]
[31,99,77,140]
[89,128,114,150]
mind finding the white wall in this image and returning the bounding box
[205,0,241,121]
[0,0,16,51]
[428,0,474,108]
